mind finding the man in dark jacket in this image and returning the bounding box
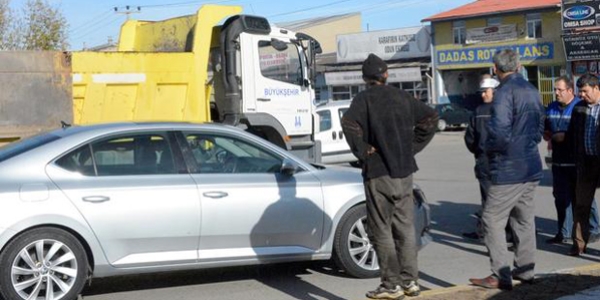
[463,76,499,240]
[567,73,600,256]
[342,53,438,299]
[469,49,545,290]
[545,76,600,245]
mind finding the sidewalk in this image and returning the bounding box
[408,263,600,300]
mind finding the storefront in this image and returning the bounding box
[316,26,432,103]
[561,0,600,86]
[423,0,566,108]
[434,42,563,109]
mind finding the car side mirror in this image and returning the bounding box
[280,158,298,176]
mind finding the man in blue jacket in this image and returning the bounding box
[545,76,600,245]
[469,49,545,290]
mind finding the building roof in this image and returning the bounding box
[276,13,360,31]
[422,0,560,22]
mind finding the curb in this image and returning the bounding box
[366,263,600,299]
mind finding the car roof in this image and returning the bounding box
[51,122,242,138]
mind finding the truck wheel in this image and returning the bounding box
[0,227,89,300]
[333,204,379,278]
[437,119,447,131]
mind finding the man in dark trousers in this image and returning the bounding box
[463,76,499,240]
[567,73,600,256]
[342,53,438,299]
[469,49,545,290]
[545,76,600,245]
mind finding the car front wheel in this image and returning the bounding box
[0,227,89,300]
[437,119,447,131]
[333,204,379,278]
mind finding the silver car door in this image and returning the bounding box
[180,132,325,262]
[47,132,201,267]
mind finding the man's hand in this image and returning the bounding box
[367,146,377,155]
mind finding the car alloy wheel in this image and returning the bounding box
[437,119,447,131]
[333,204,379,278]
[0,228,88,300]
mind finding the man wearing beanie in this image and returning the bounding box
[342,53,438,299]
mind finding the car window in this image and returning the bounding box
[317,110,332,131]
[55,145,96,176]
[56,133,176,176]
[184,133,282,174]
[0,132,61,163]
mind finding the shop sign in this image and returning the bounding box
[436,43,554,66]
[336,26,431,63]
[466,24,518,44]
[324,67,422,85]
[563,33,600,61]
[561,0,600,30]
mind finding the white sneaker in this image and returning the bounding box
[401,280,420,297]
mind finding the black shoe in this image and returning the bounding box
[462,232,482,240]
[546,235,566,244]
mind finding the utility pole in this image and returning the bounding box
[114,6,141,20]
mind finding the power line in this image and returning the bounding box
[267,0,353,18]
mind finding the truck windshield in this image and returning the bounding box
[258,40,303,86]
[0,133,61,163]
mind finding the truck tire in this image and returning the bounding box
[333,204,379,278]
[0,227,89,300]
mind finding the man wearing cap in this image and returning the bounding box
[545,76,600,246]
[469,49,545,290]
[463,75,499,240]
[342,53,438,299]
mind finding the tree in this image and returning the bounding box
[0,0,68,50]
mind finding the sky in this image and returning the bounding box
[27,0,473,50]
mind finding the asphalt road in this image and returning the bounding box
[78,131,600,300]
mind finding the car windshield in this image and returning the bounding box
[0,132,61,163]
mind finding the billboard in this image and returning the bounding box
[562,0,600,30]
[336,26,431,63]
[563,32,600,60]
[436,43,554,66]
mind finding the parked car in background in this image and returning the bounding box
[430,103,472,131]
[315,100,360,166]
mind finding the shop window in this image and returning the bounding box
[526,13,542,39]
[392,81,429,102]
[453,20,466,44]
[487,17,502,26]
[331,85,361,100]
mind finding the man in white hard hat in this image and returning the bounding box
[463,75,499,240]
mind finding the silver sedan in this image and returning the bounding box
[0,122,389,300]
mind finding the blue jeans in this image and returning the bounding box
[553,166,600,238]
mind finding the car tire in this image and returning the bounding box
[437,119,447,131]
[333,204,379,278]
[0,227,89,300]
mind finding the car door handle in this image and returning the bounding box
[257,98,271,102]
[203,191,228,199]
[332,131,337,140]
[339,131,344,139]
[82,196,110,203]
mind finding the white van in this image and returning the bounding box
[315,100,359,166]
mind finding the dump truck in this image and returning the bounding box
[0,4,322,162]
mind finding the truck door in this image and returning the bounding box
[241,34,313,138]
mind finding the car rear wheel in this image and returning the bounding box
[333,204,379,278]
[0,227,89,300]
[437,119,447,131]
